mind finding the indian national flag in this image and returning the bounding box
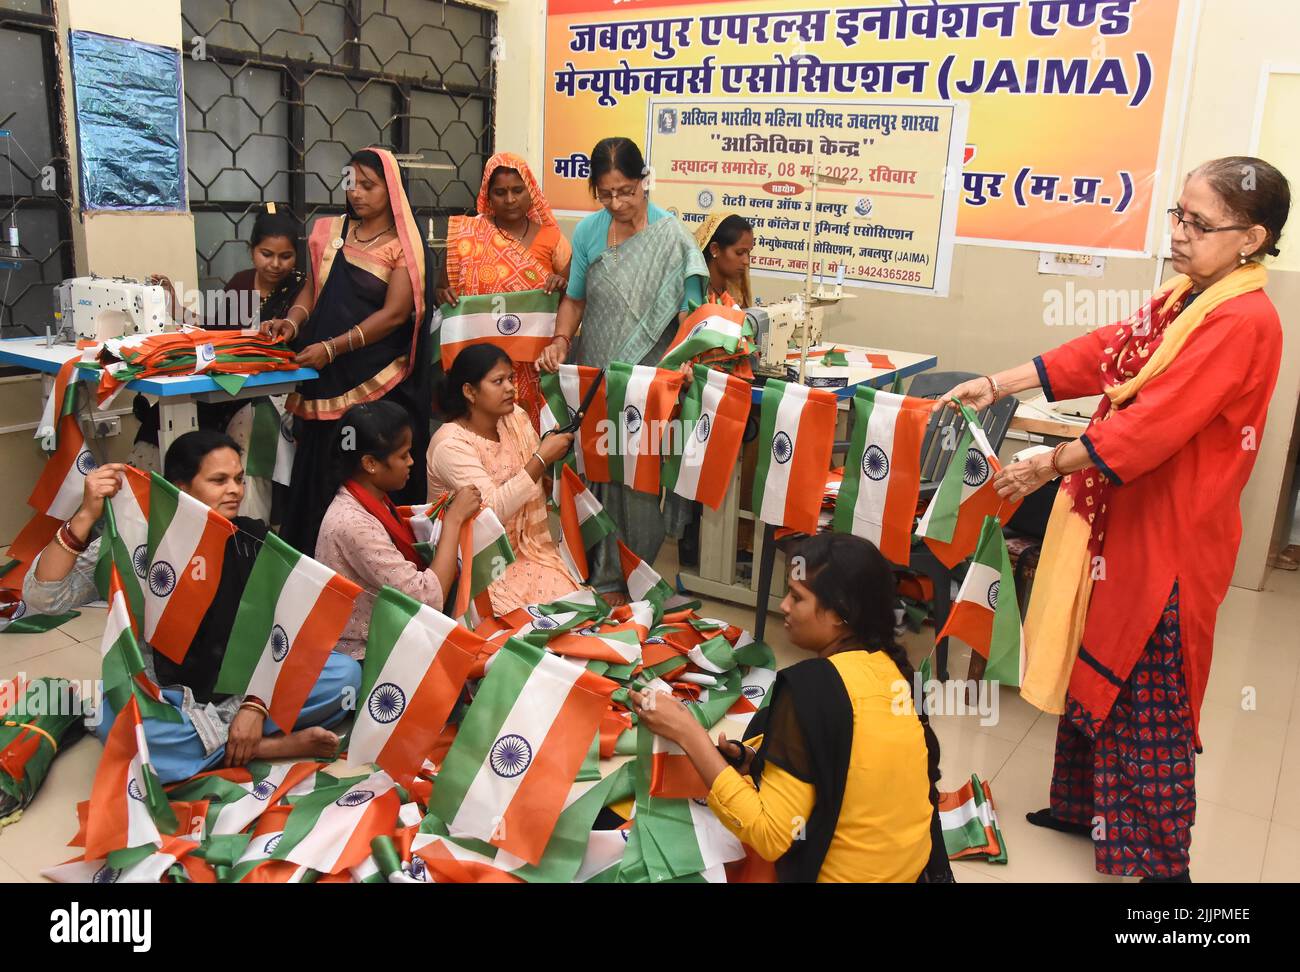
[939,773,1007,863]
[220,805,313,883]
[95,466,153,625]
[618,540,676,617]
[404,500,518,617]
[657,302,748,370]
[555,464,616,583]
[42,836,201,885]
[215,532,362,731]
[916,405,1021,568]
[728,663,777,715]
[437,289,559,369]
[539,364,610,481]
[752,378,838,533]
[272,771,401,874]
[645,679,710,800]
[84,695,178,860]
[99,562,177,723]
[545,601,652,666]
[935,515,1025,686]
[243,398,296,486]
[27,410,95,524]
[167,761,320,837]
[603,361,684,495]
[429,637,617,866]
[129,468,237,664]
[664,364,751,510]
[832,387,931,565]
[349,586,483,781]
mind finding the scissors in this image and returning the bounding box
[541,367,606,441]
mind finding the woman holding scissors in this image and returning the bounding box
[427,343,582,614]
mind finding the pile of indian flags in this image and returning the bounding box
[939,773,1007,864]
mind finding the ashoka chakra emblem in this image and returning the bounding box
[336,789,375,808]
[742,684,766,700]
[408,855,428,881]
[9,600,25,621]
[132,543,150,579]
[987,579,1000,610]
[269,624,290,662]
[532,616,557,630]
[645,636,666,645]
[496,313,522,336]
[251,780,277,801]
[772,431,793,464]
[695,413,711,443]
[263,833,282,855]
[623,405,643,434]
[688,322,708,340]
[863,445,890,481]
[75,451,98,475]
[525,605,545,619]
[691,797,710,807]
[127,778,145,801]
[963,448,990,487]
[489,734,533,778]
[148,560,177,597]
[92,865,121,884]
[367,682,406,724]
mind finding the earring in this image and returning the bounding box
[1240,251,1249,266]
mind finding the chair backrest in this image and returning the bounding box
[906,371,1019,483]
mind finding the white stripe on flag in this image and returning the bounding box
[127,724,162,849]
[850,394,901,544]
[210,764,293,836]
[50,447,91,519]
[145,495,209,641]
[284,774,397,871]
[620,365,655,488]
[672,369,728,502]
[686,796,744,869]
[940,797,995,831]
[244,555,334,705]
[956,561,1001,610]
[759,385,810,525]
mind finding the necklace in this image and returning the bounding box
[351,222,395,249]
[493,215,534,246]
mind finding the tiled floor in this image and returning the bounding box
[2,554,1297,883]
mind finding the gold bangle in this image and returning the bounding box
[240,700,269,718]
[323,340,336,363]
[54,531,78,556]
[352,325,366,348]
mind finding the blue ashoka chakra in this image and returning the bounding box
[269,624,290,663]
[75,450,98,475]
[279,413,295,443]
[962,448,990,487]
[863,445,890,481]
[532,616,558,630]
[577,625,601,637]
[496,313,523,336]
[619,828,631,842]
[489,734,533,778]
[525,605,545,619]
[9,600,25,621]
[263,833,282,855]
[127,778,145,801]
[251,779,277,801]
[408,855,427,881]
[92,865,121,884]
[691,797,710,807]
[132,543,150,580]
[987,579,1000,611]
[688,321,708,340]
[147,560,177,598]
[336,788,375,808]
[742,684,766,701]
[772,431,794,464]
[367,682,407,724]
[645,636,666,645]
[623,405,643,434]
[695,413,711,443]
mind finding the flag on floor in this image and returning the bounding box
[939,773,1007,863]
[617,540,676,620]
[166,760,320,837]
[916,404,1021,568]
[272,770,401,874]
[135,469,237,664]
[545,602,652,667]
[42,836,202,885]
[99,562,178,723]
[663,364,751,510]
[602,361,684,495]
[218,805,313,883]
[832,386,931,565]
[935,515,1025,686]
[539,364,610,482]
[657,302,749,371]
[0,590,78,635]
[752,378,838,534]
[428,637,617,866]
[215,531,362,731]
[436,289,559,369]
[84,695,178,860]
[350,586,483,782]
[555,464,616,583]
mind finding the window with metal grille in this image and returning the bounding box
[183,0,496,294]
[0,0,75,337]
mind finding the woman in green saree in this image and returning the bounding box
[536,137,708,603]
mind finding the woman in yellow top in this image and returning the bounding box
[632,532,949,882]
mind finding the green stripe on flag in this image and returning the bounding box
[214,532,301,696]
[439,289,559,319]
[244,399,280,478]
[750,378,786,516]
[831,386,876,534]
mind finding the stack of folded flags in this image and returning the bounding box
[939,773,1008,864]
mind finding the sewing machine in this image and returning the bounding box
[54,276,169,342]
[748,294,825,378]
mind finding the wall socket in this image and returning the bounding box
[92,416,121,438]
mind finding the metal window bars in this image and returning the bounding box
[182,0,497,293]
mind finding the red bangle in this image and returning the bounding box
[59,521,89,553]
[554,334,571,349]
[1050,442,1068,478]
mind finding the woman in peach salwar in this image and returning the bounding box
[426,344,580,614]
[435,152,570,430]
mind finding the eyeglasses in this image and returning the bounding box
[595,184,643,205]
[1167,207,1251,240]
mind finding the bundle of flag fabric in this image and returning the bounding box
[0,677,86,823]
[434,289,559,370]
[752,377,838,534]
[397,497,516,622]
[786,346,897,371]
[27,356,98,524]
[555,465,616,583]
[90,329,299,406]
[939,773,1007,863]
[663,364,751,510]
[657,302,752,373]
[935,515,1025,686]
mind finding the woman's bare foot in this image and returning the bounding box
[601,591,631,607]
[253,726,339,761]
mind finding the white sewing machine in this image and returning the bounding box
[54,276,169,342]
[748,294,825,378]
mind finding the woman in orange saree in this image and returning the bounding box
[436,152,571,430]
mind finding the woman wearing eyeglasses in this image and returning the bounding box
[535,136,708,604]
[939,156,1290,882]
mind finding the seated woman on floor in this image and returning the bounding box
[631,533,951,883]
[316,400,481,658]
[426,343,580,615]
[22,430,359,783]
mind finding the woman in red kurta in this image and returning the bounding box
[939,156,1290,881]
